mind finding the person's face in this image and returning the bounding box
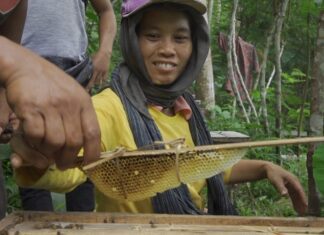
[138,8,192,85]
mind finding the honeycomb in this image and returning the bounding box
[83,146,247,201]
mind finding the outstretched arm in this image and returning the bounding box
[228,159,307,216]
[86,0,117,91]
[0,37,101,170]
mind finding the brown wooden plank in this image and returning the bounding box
[0,213,23,234]
[6,222,324,235]
[2,212,324,235]
[9,212,324,228]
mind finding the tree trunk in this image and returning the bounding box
[196,5,215,114]
[257,22,276,135]
[226,0,250,123]
[196,49,215,113]
[207,0,214,27]
[307,10,324,216]
[274,0,289,159]
[232,31,259,123]
[215,0,222,28]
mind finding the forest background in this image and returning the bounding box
[1,0,324,217]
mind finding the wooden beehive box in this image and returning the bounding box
[1,212,324,234]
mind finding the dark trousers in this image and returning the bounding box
[19,178,95,212]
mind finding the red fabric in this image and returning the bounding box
[151,96,192,120]
[218,32,260,100]
[0,0,20,14]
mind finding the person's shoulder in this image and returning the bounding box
[92,88,124,114]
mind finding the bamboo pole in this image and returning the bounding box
[209,136,324,150]
[92,137,324,162]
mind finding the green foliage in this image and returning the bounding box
[0,145,11,161]
[2,160,21,213]
[313,144,324,196]
[234,155,307,216]
[208,105,248,133]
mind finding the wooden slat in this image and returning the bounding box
[6,222,324,235]
[0,213,23,234]
[9,212,324,227]
[2,212,324,235]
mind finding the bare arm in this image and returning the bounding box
[0,37,101,170]
[87,0,117,90]
[228,159,308,215]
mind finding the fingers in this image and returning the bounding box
[21,110,45,148]
[39,110,65,157]
[80,103,101,166]
[286,180,308,216]
[269,167,308,216]
[10,135,50,169]
[54,110,83,170]
[85,75,96,92]
[272,176,289,196]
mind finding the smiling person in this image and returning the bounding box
[14,0,307,216]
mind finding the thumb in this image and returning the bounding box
[10,153,28,168]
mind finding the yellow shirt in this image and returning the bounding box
[14,88,231,213]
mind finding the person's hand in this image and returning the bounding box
[86,51,111,92]
[1,40,101,170]
[0,113,19,144]
[0,87,11,143]
[0,88,19,143]
[265,162,308,216]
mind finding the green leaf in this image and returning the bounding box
[313,144,324,196]
[0,144,11,161]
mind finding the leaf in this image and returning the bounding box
[313,144,324,196]
[0,144,11,161]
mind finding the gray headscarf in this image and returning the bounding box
[118,3,210,117]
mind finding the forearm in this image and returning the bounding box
[97,9,116,57]
[227,159,273,184]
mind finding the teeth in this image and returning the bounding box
[156,63,174,69]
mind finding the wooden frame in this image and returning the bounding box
[1,212,324,234]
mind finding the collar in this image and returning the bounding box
[150,96,192,120]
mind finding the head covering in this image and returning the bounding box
[117,0,210,116]
[121,0,207,17]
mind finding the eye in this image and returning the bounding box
[145,32,160,41]
[174,34,191,43]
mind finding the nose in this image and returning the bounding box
[157,38,175,57]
